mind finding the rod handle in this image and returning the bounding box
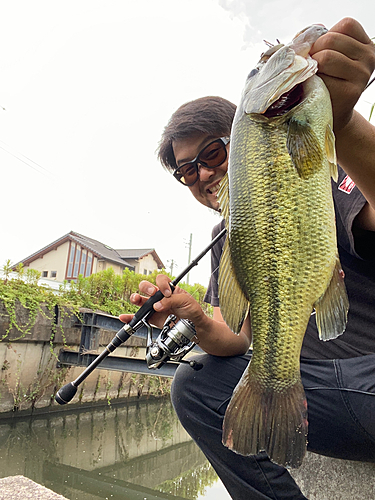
[128,285,175,328]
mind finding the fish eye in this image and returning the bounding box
[247,68,259,79]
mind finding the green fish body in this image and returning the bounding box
[218,26,349,468]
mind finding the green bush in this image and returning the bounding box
[0,262,212,341]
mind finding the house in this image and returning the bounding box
[14,231,165,282]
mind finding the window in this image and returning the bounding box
[85,252,93,277]
[66,242,93,280]
[42,271,48,278]
[73,246,81,278]
[51,271,57,278]
[67,243,76,277]
[144,269,147,275]
[80,250,86,275]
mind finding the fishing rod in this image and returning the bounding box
[55,227,227,405]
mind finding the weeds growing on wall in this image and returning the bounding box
[0,261,211,410]
[0,262,212,342]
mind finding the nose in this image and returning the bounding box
[198,164,216,182]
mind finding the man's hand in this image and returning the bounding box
[310,17,375,132]
[119,274,205,330]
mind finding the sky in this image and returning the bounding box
[1,0,375,288]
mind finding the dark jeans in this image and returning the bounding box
[171,352,375,500]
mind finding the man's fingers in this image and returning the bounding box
[155,275,173,297]
[119,313,134,324]
[327,17,373,45]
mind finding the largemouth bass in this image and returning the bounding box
[218,25,349,469]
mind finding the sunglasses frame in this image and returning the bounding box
[173,137,230,186]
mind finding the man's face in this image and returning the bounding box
[172,134,229,211]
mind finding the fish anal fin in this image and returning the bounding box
[286,117,324,179]
[325,124,338,182]
[223,370,308,469]
[314,257,349,341]
[218,236,249,333]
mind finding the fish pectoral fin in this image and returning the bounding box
[325,124,338,182]
[314,257,349,341]
[286,117,324,179]
[218,237,249,333]
[217,172,229,221]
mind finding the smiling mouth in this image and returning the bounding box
[207,182,221,195]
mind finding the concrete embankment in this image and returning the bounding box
[0,302,170,415]
[0,476,68,500]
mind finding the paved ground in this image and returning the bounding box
[0,476,68,500]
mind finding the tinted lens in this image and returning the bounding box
[173,138,228,186]
[175,164,198,186]
[198,140,227,167]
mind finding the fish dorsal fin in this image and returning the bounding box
[218,236,250,333]
[314,256,349,341]
[217,172,230,221]
[325,124,338,182]
[286,116,324,179]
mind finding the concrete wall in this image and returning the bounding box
[0,301,169,415]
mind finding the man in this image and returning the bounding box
[120,18,375,499]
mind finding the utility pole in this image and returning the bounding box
[169,259,175,276]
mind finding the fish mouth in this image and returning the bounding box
[264,83,304,118]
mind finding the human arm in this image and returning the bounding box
[119,274,252,356]
[310,17,375,229]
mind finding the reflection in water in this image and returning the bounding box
[0,398,229,500]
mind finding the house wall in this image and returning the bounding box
[96,260,124,275]
[138,254,159,275]
[24,241,70,281]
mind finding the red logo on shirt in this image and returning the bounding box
[338,175,356,194]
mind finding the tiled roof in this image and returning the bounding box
[69,232,128,267]
[116,248,164,269]
[14,232,163,269]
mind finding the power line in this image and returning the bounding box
[0,140,55,178]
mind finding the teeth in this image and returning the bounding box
[209,183,220,194]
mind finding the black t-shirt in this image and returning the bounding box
[204,166,375,360]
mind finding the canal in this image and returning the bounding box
[0,397,230,500]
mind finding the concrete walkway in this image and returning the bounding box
[0,476,68,500]
[290,452,375,499]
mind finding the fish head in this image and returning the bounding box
[238,24,327,117]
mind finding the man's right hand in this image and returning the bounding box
[119,274,205,330]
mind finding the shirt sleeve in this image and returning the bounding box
[333,165,367,258]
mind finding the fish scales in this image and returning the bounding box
[231,114,335,380]
[218,25,349,468]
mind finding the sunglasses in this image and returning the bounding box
[173,137,230,186]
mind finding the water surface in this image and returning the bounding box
[0,398,230,500]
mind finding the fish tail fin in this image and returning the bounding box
[314,256,349,341]
[222,370,308,469]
